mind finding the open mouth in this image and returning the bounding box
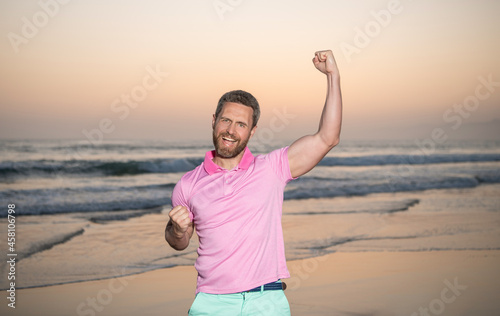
[222,136,237,146]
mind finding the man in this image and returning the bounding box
[165,50,342,315]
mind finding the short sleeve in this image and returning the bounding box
[263,146,296,184]
[171,179,194,221]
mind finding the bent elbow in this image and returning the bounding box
[172,244,189,251]
[328,137,340,149]
[167,238,189,251]
[318,130,340,150]
[323,136,340,150]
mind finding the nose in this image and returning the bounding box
[226,122,236,135]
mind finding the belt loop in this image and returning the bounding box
[260,285,264,294]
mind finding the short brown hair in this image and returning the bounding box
[215,90,260,128]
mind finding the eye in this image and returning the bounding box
[238,123,246,128]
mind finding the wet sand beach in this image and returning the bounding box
[1,183,499,316]
[3,250,499,316]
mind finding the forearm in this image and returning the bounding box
[165,221,190,251]
[317,73,342,147]
[287,50,342,178]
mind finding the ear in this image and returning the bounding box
[249,125,257,139]
[212,114,216,129]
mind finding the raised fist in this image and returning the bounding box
[312,50,339,76]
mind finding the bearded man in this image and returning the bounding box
[165,50,342,316]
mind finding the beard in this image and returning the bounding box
[212,130,250,159]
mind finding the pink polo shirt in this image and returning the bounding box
[171,147,294,294]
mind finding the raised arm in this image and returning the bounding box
[288,50,342,178]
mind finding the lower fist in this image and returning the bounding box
[168,205,191,238]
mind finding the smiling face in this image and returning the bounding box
[212,102,256,159]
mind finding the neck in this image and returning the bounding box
[213,149,245,170]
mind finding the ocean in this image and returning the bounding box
[1,138,499,289]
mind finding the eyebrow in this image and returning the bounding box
[220,116,248,127]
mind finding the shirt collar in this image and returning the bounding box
[203,147,254,175]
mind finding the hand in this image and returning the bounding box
[312,50,339,76]
[168,206,191,239]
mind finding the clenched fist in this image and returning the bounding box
[312,50,339,76]
[166,205,194,250]
[168,205,192,238]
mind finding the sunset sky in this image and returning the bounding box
[1,0,499,142]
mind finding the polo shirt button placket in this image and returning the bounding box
[223,172,231,195]
[225,170,233,184]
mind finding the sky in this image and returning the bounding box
[1,0,499,142]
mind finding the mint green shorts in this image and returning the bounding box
[187,287,290,316]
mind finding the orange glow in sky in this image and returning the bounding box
[1,0,499,141]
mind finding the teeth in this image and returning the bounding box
[223,137,236,142]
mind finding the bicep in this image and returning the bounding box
[288,134,333,178]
